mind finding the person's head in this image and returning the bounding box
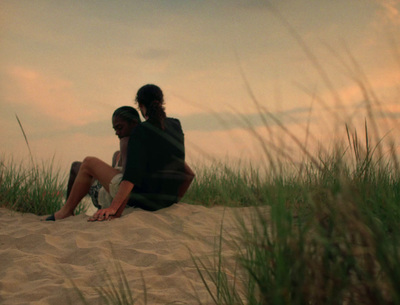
[135,84,166,129]
[112,106,141,139]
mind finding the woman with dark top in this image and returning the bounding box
[121,85,187,211]
[45,84,194,221]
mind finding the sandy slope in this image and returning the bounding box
[0,203,268,305]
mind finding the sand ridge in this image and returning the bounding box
[0,203,269,304]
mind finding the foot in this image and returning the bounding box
[43,209,74,221]
[45,214,55,221]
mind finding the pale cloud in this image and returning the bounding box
[376,0,400,25]
[382,103,400,114]
[6,66,101,126]
[333,69,400,107]
[135,48,171,60]
[185,128,268,165]
[33,133,119,165]
[28,119,115,140]
[185,116,336,166]
[179,107,313,133]
[1,0,400,170]
[370,0,400,29]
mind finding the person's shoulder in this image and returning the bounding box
[166,117,180,123]
[130,122,148,139]
[166,117,182,130]
[133,122,148,132]
[167,117,180,123]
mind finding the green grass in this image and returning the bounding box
[0,156,66,215]
[0,156,89,216]
[2,121,400,304]
[69,259,141,305]
[183,120,400,305]
[3,22,399,303]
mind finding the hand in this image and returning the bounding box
[88,207,118,222]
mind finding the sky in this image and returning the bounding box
[1,0,400,173]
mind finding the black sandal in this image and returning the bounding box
[45,214,55,221]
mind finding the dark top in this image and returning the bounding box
[123,118,186,211]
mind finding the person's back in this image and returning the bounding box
[124,117,185,210]
[120,84,188,211]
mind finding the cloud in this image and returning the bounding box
[233,0,271,10]
[179,107,313,132]
[374,0,400,25]
[4,66,102,126]
[30,119,118,141]
[135,48,171,60]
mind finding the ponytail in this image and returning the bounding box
[147,100,166,129]
[135,84,166,129]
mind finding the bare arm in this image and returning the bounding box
[88,137,131,221]
[88,180,134,221]
[112,151,120,168]
[119,137,129,173]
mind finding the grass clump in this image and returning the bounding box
[184,162,266,207]
[191,123,400,305]
[69,259,142,305]
[0,156,66,215]
[2,122,399,305]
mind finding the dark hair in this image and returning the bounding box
[135,84,166,129]
[112,106,141,124]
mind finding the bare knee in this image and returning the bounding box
[81,156,102,173]
[82,156,97,166]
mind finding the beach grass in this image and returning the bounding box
[0,156,66,215]
[2,118,399,304]
[3,95,400,305]
[186,123,400,305]
[180,17,400,302]
[69,259,141,305]
[0,156,90,216]
[2,34,399,304]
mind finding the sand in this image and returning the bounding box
[0,202,269,304]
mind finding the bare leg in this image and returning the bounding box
[66,161,82,199]
[53,157,120,220]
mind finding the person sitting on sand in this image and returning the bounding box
[45,84,194,221]
[65,106,141,210]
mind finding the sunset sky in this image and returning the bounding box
[1,0,399,172]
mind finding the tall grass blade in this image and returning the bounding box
[15,114,34,164]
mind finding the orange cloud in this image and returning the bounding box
[375,0,400,25]
[7,66,100,126]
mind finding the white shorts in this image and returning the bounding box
[97,173,123,209]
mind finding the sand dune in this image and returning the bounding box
[0,203,268,304]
